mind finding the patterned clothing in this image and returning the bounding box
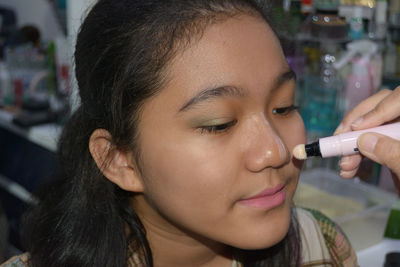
[298,208,357,267]
[1,208,357,267]
[1,253,28,267]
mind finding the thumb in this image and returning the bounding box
[358,133,400,176]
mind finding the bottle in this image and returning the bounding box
[13,79,23,108]
[370,45,383,90]
[349,6,364,40]
[345,57,374,113]
[375,0,388,39]
[0,62,12,104]
[384,199,400,239]
[301,0,313,16]
[333,40,379,113]
[47,41,57,96]
[384,39,397,76]
[283,0,291,13]
[389,0,400,27]
[301,44,344,136]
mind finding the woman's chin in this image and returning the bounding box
[228,216,291,250]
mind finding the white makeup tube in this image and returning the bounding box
[293,122,400,159]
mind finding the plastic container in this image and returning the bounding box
[295,168,398,251]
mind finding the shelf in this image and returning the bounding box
[0,109,61,152]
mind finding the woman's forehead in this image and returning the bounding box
[161,15,286,101]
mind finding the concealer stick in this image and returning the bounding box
[293,122,400,159]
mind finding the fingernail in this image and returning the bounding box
[340,156,350,167]
[340,170,355,178]
[359,133,378,153]
[351,117,364,128]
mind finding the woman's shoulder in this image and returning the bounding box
[297,207,358,267]
[1,253,29,267]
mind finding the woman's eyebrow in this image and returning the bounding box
[271,69,296,93]
[178,69,296,113]
[178,85,245,112]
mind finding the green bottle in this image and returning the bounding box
[384,199,400,239]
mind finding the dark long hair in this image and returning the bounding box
[21,1,301,266]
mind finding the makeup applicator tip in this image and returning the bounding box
[293,144,307,160]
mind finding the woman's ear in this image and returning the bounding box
[89,129,144,192]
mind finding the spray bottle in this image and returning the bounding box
[333,40,381,114]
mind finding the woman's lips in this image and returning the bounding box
[239,184,286,209]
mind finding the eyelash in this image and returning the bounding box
[198,105,298,134]
[199,120,237,134]
[272,105,299,116]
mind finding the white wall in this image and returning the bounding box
[0,0,64,40]
[66,0,96,111]
[66,0,95,44]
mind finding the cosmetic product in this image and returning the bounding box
[0,62,11,104]
[389,0,400,27]
[346,57,374,113]
[383,39,397,77]
[334,40,382,113]
[283,0,291,13]
[371,0,388,40]
[349,6,364,40]
[384,199,400,240]
[293,122,400,159]
[301,0,313,16]
[301,45,344,136]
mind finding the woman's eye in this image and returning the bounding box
[272,105,299,116]
[199,120,237,134]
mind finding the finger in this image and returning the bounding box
[339,154,362,172]
[358,133,400,177]
[339,154,361,179]
[340,168,359,179]
[334,89,392,135]
[351,87,400,130]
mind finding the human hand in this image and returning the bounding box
[334,87,400,191]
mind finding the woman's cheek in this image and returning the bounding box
[293,114,306,145]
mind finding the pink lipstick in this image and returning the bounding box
[239,184,286,209]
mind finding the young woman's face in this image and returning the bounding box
[133,14,306,249]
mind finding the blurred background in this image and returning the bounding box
[0,0,399,266]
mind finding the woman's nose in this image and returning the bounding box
[244,117,289,172]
